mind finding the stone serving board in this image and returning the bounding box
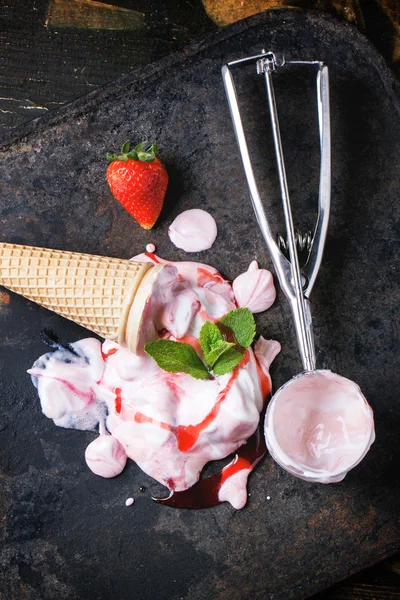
[0,9,399,600]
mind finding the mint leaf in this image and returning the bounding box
[212,347,244,376]
[199,321,234,368]
[219,308,256,348]
[144,340,211,380]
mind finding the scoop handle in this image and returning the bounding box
[222,53,331,372]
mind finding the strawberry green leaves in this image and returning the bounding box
[106,140,158,163]
[144,308,256,380]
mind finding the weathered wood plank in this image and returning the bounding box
[0,0,216,134]
[45,0,145,30]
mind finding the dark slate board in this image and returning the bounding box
[0,9,399,600]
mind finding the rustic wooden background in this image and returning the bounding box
[0,1,399,598]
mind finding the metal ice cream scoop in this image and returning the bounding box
[222,51,375,483]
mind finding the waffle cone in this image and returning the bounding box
[0,242,157,347]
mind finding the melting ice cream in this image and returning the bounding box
[29,254,279,509]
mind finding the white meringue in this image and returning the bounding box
[168,209,217,252]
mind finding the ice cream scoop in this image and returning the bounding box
[264,370,375,482]
[223,50,375,483]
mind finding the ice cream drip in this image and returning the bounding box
[29,255,280,509]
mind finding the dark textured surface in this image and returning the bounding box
[0,0,217,135]
[0,9,399,600]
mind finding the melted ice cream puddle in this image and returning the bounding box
[265,370,375,483]
[29,255,280,509]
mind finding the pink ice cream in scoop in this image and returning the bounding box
[29,254,280,508]
[265,370,375,483]
[168,209,217,252]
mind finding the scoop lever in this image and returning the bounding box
[222,51,331,372]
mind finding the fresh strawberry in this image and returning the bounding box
[106,141,168,230]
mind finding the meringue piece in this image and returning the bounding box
[125,497,134,506]
[85,433,127,478]
[168,209,217,252]
[233,261,276,313]
[265,370,375,483]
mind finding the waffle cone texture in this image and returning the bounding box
[0,242,155,345]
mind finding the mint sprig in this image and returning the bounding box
[220,308,256,348]
[212,346,245,376]
[199,321,234,368]
[145,340,211,380]
[144,308,256,380]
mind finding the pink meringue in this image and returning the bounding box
[168,209,217,252]
[233,261,276,313]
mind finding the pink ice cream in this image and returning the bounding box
[85,426,127,478]
[168,209,217,252]
[29,254,280,508]
[265,370,375,483]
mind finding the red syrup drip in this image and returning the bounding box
[50,378,94,403]
[152,360,271,509]
[175,367,238,452]
[101,347,118,361]
[115,387,122,414]
[152,405,268,509]
[197,267,224,286]
[256,361,271,399]
[144,252,160,263]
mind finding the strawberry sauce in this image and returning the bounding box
[144,252,160,263]
[101,347,118,361]
[153,412,267,509]
[132,366,239,453]
[115,388,122,414]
